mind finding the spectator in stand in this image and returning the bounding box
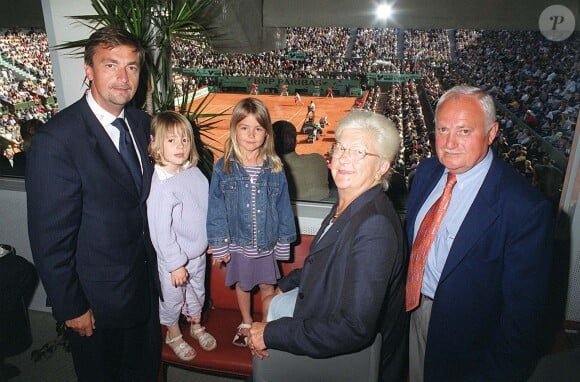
[273,120,330,201]
[504,115,514,130]
[0,146,13,175]
[524,110,538,127]
[12,118,43,176]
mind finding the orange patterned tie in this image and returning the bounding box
[406,173,457,311]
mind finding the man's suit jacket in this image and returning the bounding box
[406,155,553,381]
[265,185,408,381]
[26,97,159,329]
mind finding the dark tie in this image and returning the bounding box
[112,118,142,193]
[406,173,457,311]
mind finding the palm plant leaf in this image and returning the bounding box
[178,78,229,179]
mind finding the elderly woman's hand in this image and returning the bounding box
[249,322,270,359]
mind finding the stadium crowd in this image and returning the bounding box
[0,29,56,147]
[1,26,576,199]
[455,30,577,157]
[403,29,451,64]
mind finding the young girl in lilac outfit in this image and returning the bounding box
[148,111,216,361]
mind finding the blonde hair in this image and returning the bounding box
[149,111,198,166]
[223,97,283,173]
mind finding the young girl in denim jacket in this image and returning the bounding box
[148,111,216,361]
[207,98,297,347]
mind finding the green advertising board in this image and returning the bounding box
[182,68,223,77]
[288,51,306,61]
[366,73,422,82]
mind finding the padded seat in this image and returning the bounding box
[160,308,262,378]
[159,235,315,380]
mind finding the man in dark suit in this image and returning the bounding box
[26,26,161,381]
[406,85,553,381]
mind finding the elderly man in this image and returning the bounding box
[406,85,553,381]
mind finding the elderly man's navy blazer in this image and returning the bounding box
[265,185,408,381]
[406,155,553,381]
[26,96,159,328]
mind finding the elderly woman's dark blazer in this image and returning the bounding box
[264,185,408,381]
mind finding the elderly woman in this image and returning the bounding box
[249,110,408,381]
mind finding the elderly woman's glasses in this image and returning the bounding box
[330,142,381,161]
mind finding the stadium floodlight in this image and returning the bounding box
[376,4,393,20]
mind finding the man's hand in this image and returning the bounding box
[65,309,96,337]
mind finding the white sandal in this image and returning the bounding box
[165,333,196,361]
[190,325,217,351]
[232,322,252,347]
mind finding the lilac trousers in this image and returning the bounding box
[158,255,206,326]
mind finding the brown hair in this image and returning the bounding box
[272,120,297,155]
[84,26,145,68]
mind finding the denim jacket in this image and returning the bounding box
[207,157,297,251]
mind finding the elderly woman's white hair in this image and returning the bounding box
[335,110,401,190]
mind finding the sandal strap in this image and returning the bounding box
[192,327,214,344]
[232,322,251,347]
[173,341,195,359]
[232,331,248,347]
[191,325,217,351]
[165,333,184,344]
[175,342,191,352]
[197,332,215,347]
[166,334,196,360]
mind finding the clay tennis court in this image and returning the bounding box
[189,93,357,160]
